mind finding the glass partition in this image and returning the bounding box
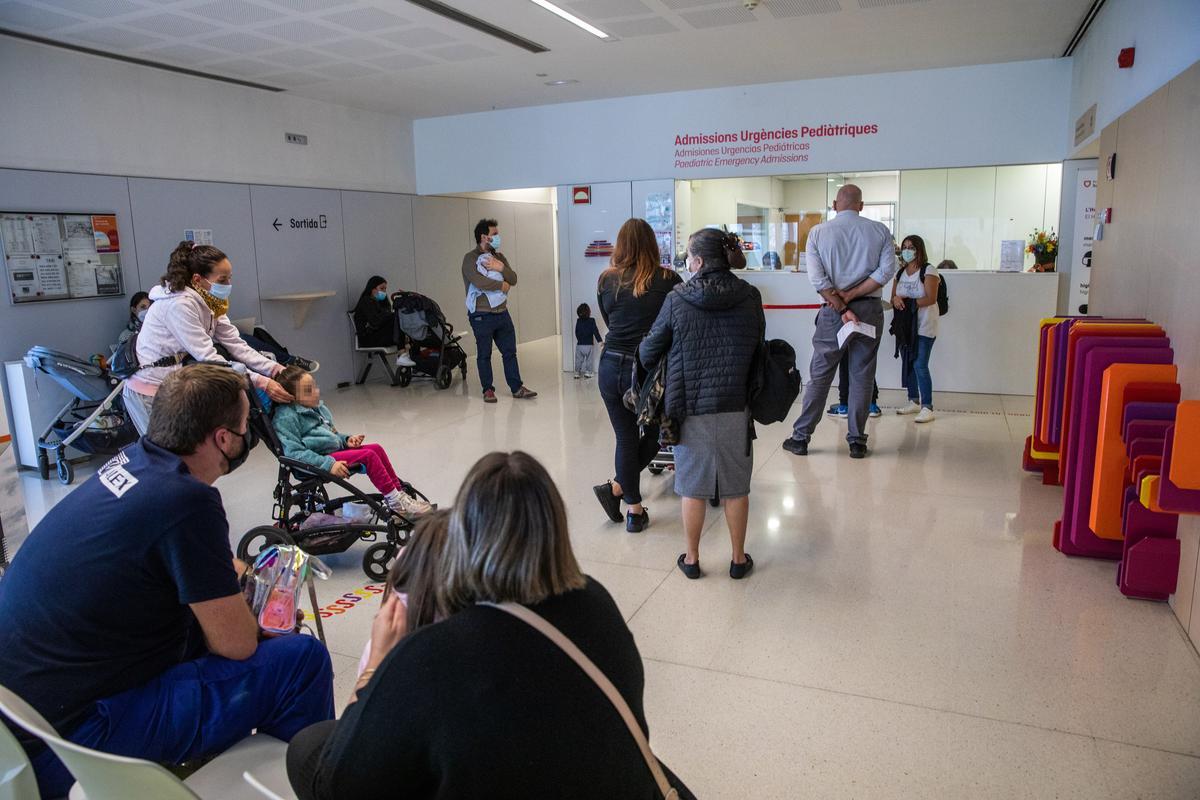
[676,163,1061,271]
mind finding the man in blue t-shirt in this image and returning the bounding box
[0,364,334,797]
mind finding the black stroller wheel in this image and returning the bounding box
[237,526,295,563]
[57,458,73,486]
[648,466,664,475]
[363,542,397,581]
[37,450,50,481]
[434,366,452,390]
[398,368,412,388]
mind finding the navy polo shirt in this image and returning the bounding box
[0,438,240,735]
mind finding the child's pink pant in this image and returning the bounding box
[329,443,402,494]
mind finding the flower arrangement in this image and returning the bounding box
[1026,228,1058,266]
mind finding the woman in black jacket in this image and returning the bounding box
[286,450,691,800]
[640,228,765,580]
[352,275,415,366]
[593,218,683,532]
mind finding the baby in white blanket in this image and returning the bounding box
[466,253,508,313]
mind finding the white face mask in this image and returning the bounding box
[136,308,148,323]
[901,248,917,264]
[682,256,700,281]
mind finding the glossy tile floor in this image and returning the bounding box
[3,336,1199,798]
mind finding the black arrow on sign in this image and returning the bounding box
[272,218,282,231]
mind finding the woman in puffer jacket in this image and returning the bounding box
[639,228,765,581]
[122,241,291,434]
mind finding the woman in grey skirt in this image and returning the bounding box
[639,229,765,579]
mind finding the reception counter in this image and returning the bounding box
[737,269,1061,395]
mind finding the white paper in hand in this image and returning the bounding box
[837,320,877,349]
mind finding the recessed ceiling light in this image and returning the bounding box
[536,72,548,77]
[545,79,578,86]
[527,0,609,39]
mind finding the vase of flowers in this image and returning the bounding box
[1026,228,1058,272]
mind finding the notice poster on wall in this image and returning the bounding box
[1069,170,1097,314]
[999,240,1025,272]
[646,191,673,267]
[1,212,124,304]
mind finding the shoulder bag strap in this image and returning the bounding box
[480,601,678,800]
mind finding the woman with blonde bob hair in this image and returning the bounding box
[288,450,691,799]
[593,218,683,532]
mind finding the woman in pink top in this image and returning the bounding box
[122,241,292,433]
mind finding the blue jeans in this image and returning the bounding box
[598,350,660,505]
[32,635,334,798]
[469,310,522,394]
[904,335,936,408]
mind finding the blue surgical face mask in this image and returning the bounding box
[901,248,917,264]
[136,308,148,323]
[374,291,387,302]
[207,281,232,300]
[489,234,501,250]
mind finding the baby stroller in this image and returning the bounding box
[22,346,138,485]
[235,388,434,580]
[392,290,468,390]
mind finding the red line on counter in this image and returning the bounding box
[762,304,822,310]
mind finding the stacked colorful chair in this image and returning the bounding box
[1023,317,1200,601]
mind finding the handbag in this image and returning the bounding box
[481,601,680,800]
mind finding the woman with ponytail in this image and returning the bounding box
[639,228,765,580]
[122,241,292,433]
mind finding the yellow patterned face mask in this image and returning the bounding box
[195,285,230,318]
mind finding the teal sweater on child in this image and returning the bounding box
[272,401,349,472]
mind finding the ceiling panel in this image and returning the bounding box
[0,0,1095,120]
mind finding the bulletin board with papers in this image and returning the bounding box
[1,212,125,304]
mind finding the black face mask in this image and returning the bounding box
[219,425,258,474]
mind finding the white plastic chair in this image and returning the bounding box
[0,685,295,800]
[0,714,38,800]
[348,312,401,385]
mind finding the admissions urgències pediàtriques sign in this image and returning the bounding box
[673,123,880,172]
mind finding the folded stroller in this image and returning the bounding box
[392,291,468,389]
[23,346,138,485]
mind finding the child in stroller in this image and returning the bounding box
[272,366,432,518]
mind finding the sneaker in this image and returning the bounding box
[914,407,936,424]
[826,404,848,418]
[289,356,320,373]
[729,553,754,580]
[781,437,808,456]
[584,372,594,378]
[869,403,882,418]
[677,554,702,580]
[483,389,497,403]
[396,352,416,367]
[897,400,921,415]
[626,508,649,533]
[574,373,582,380]
[593,482,623,523]
[512,386,538,399]
[848,442,868,459]
[390,492,432,517]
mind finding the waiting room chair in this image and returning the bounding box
[347,312,401,386]
[0,712,38,800]
[0,684,295,800]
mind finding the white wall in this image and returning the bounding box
[0,38,415,193]
[1068,0,1200,154]
[415,59,1072,194]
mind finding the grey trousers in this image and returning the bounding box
[791,299,884,445]
[574,345,594,375]
[122,383,154,436]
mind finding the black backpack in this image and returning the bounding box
[749,339,802,425]
[920,264,949,316]
[109,331,186,379]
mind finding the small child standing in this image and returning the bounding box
[273,366,432,517]
[574,303,601,379]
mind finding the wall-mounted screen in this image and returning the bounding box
[1,212,124,304]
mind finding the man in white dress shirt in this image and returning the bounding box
[783,184,897,459]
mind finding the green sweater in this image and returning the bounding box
[272,401,348,472]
